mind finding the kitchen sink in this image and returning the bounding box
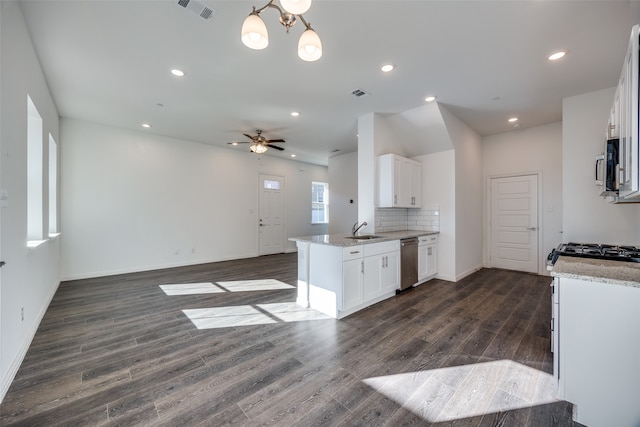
[345,235,381,240]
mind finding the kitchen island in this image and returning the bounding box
[290,231,438,319]
[551,257,640,427]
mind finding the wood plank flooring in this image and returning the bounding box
[0,253,582,426]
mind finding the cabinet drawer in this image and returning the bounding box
[419,235,438,245]
[343,245,364,261]
[364,240,400,257]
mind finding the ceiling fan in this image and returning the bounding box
[227,129,285,153]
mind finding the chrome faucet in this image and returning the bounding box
[352,221,368,236]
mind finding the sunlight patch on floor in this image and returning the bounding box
[183,302,331,329]
[160,279,294,296]
[363,360,557,423]
[216,279,295,292]
[160,283,224,295]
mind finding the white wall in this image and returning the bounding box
[415,150,456,281]
[1,1,61,401]
[441,105,484,279]
[328,151,358,234]
[60,119,328,280]
[563,88,640,244]
[483,122,564,274]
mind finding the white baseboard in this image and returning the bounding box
[1,280,61,403]
[60,253,261,281]
[455,264,483,282]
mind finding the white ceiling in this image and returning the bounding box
[18,0,640,165]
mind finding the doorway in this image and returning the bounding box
[258,174,285,256]
[488,174,539,273]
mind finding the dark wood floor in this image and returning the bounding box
[0,253,580,426]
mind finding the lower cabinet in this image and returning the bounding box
[554,276,640,427]
[306,241,400,318]
[418,235,438,283]
[363,241,400,301]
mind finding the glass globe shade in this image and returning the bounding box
[298,28,322,61]
[280,0,312,15]
[241,14,268,50]
[250,143,268,154]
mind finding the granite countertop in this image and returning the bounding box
[289,230,439,247]
[551,256,640,288]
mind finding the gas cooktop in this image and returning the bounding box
[548,242,640,265]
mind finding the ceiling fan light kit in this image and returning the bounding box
[241,0,322,61]
[250,143,269,154]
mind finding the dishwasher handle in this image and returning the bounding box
[401,238,418,247]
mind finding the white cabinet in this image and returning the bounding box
[617,25,639,199]
[305,241,400,318]
[342,258,364,311]
[377,154,422,208]
[363,240,400,300]
[418,234,438,282]
[342,245,365,311]
[554,276,640,427]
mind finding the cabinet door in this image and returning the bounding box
[426,244,437,277]
[363,255,382,301]
[342,258,363,310]
[418,244,428,280]
[381,251,400,292]
[619,25,639,198]
[399,158,412,207]
[410,161,422,207]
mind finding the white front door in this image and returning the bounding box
[258,174,285,256]
[489,174,539,273]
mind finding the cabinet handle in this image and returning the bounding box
[427,247,432,256]
[394,194,397,204]
[361,261,364,274]
[350,251,360,254]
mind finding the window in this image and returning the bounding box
[49,134,58,235]
[27,95,44,242]
[311,182,329,224]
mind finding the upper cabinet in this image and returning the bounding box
[377,154,422,208]
[617,24,639,200]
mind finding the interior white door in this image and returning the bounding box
[490,174,539,273]
[258,174,285,256]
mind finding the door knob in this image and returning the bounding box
[527,227,537,231]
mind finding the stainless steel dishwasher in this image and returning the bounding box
[400,237,418,290]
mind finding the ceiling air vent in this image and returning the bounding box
[351,88,370,98]
[176,0,217,21]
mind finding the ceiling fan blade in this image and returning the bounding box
[242,133,255,140]
[227,141,250,144]
[268,144,285,151]
[266,139,285,143]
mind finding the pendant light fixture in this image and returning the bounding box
[241,0,322,62]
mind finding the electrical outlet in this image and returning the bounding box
[21,307,24,321]
[191,248,195,254]
[175,248,180,255]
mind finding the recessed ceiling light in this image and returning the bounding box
[231,142,238,146]
[381,64,394,73]
[141,123,152,128]
[508,117,518,123]
[548,51,566,61]
[170,69,185,77]
[290,154,296,158]
[291,111,300,117]
[425,96,436,102]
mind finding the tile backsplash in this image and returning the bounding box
[375,205,440,232]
